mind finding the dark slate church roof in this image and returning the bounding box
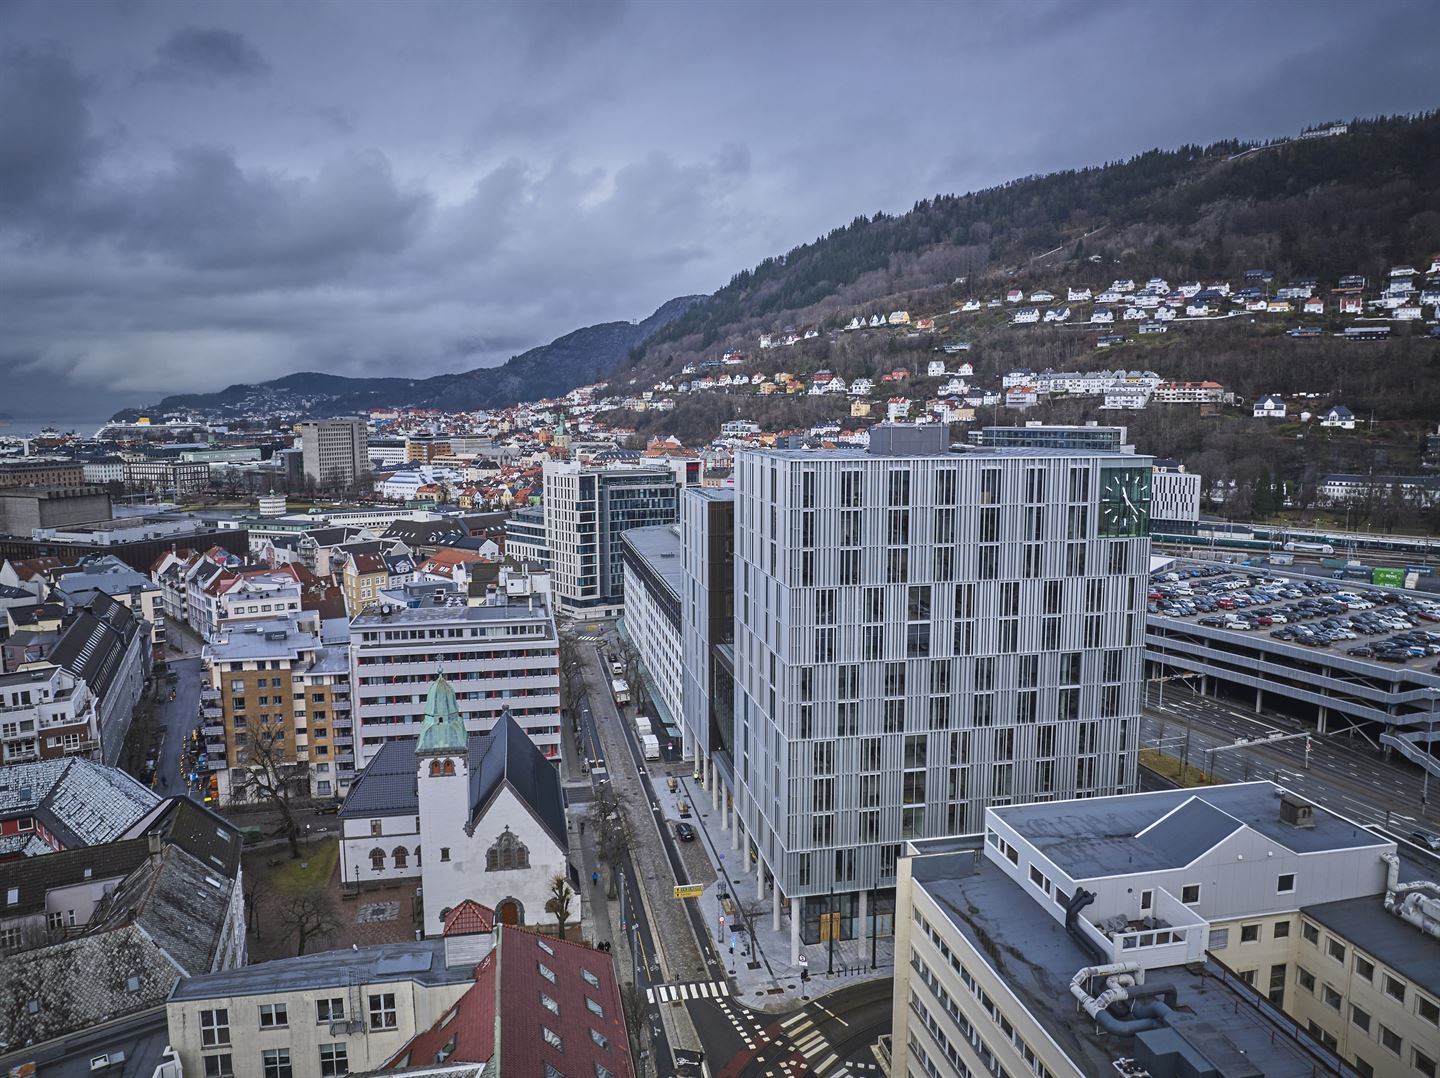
[340,712,565,848]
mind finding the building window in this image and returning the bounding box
[1274,921,1290,939]
[368,993,397,1030]
[1351,1005,1371,1033]
[440,847,451,862]
[1416,995,1440,1027]
[1380,1024,1401,1055]
[369,848,385,872]
[1240,924,1260,944]
[1326,938,1346,963]
[542,1027,563,1051]
[1354,954,1374,981]
[1277,873,1295,893]
[1384,974,1406,1003]
[316,998,344,1023]
[202,1055,234,1078]
[1297,967,1315,992]
[582,969,601,989]
[1181,884,1200,904]
[201,1009,230,1048]
[319,1043,348,1077]
[261,1049,292,1078]
[1322,984,1342,1011]
[370,819,383,837]
[487,828,530,871]
[1302,921,1319,945]
[1417,1051,1438,1078]
[258,1003,288,1028]
[392,846,408,869]
[585,996,604,1017]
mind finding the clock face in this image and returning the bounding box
[1100,467,1152,538]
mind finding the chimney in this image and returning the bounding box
[1278,793,1315,829]
[146,831,163,859]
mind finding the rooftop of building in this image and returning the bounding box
[619,525,683,600]
[1303,892,1440,995]
[911,845,1336,1077]
[205,616,317,661]
[0,757,159,849]
[351,597,552,629]
[990,782,1386,880]
[169,939,469,1000]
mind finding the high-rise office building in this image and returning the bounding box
[700,424,1152,960]
[679,488,735,768]
[299,417,369,488]
[541,459,699,617]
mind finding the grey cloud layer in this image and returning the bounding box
[0,0,1435,416]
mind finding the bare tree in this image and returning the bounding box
[615,638,644,710]
[557,637,587,726]
[619,984,653,1074]
[587,785,635,899]
[229,727,310,859]
[545,875,574,940]
[244,873,273,940]
[278,889,341,956]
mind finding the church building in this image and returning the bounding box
[338,672,570,935]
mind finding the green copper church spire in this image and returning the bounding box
[415,671,468,754]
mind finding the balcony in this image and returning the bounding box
[206,741,227,756]
[334,736,354,748]
[202,706,222,720]
[206,758,226,772]
[203,725,225,738]
[200,687,219,702]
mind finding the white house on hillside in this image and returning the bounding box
[1320,405,1356,429]
[1253,394,1287,420]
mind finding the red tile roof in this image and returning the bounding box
[443,900,495,936]
[388,925,632,1077]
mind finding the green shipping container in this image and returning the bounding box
[1372,567,1406,588]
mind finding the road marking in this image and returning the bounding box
[780,1013,811,1031]
[811,1000,848,1027]
[796,1031,827,1056]
[813,1053,839,1072]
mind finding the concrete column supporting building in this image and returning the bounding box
[790,905,801,966]
[731,799,740,851]
[1255,686,1264,713]
[773,880,782,932]
[858,889,868,944]
[756,860,765,901]
[720,792,729,832]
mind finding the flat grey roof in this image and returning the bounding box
[352,600,551,628]
[913,849,1325,1076]
[1303,894,1440,994]
[992,782,1387,879]
[747,446,1146,461]
[169,940,470,1000]
[621,525,684,598]
[206,618,316,661]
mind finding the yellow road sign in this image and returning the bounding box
[673,884,704,899]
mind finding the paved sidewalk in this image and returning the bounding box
[662,773,895,1011]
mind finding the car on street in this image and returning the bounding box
[675,822,696,842]
[1409,830,1440,851]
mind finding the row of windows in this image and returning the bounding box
[1301,917,1440,1026]
[200,1045,347,1078]
[200,996,396,1046]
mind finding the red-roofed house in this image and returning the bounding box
[390,925,633,1077]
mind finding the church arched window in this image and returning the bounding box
[428,758,457,777]
[393,846,408,869]
[485,827,530,871]
[369,847,385,871]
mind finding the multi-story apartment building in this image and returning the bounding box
[710,424,1151,959]
[541,459,699,617]
[340,551,389,615]
[348,575,560,768]
[679,488,734,767]
[203,613,354,804]
[0,459,86,489]
[619,524,684,731]
[122,458,211,494]
[0,665,99,764]
[503,505,549,568]
[299,417,369,488]
[891,782,1438,1078]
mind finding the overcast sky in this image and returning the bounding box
[1,0,1435,416]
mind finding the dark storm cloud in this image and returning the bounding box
[0,49,93,209]
[0,0,1435,415]
[148,26,269,82]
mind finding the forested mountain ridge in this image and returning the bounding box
[129,296,702,419]
[632,112,1440,371]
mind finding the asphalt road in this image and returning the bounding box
[568,623,892,1076]
[156,654,203,798]
[1144,684,1440,843]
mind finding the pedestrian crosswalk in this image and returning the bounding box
[645,979,731,1003]
[572,633,606,643]
[770,1012,881,1076]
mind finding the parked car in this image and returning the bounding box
[675,822,696,842]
